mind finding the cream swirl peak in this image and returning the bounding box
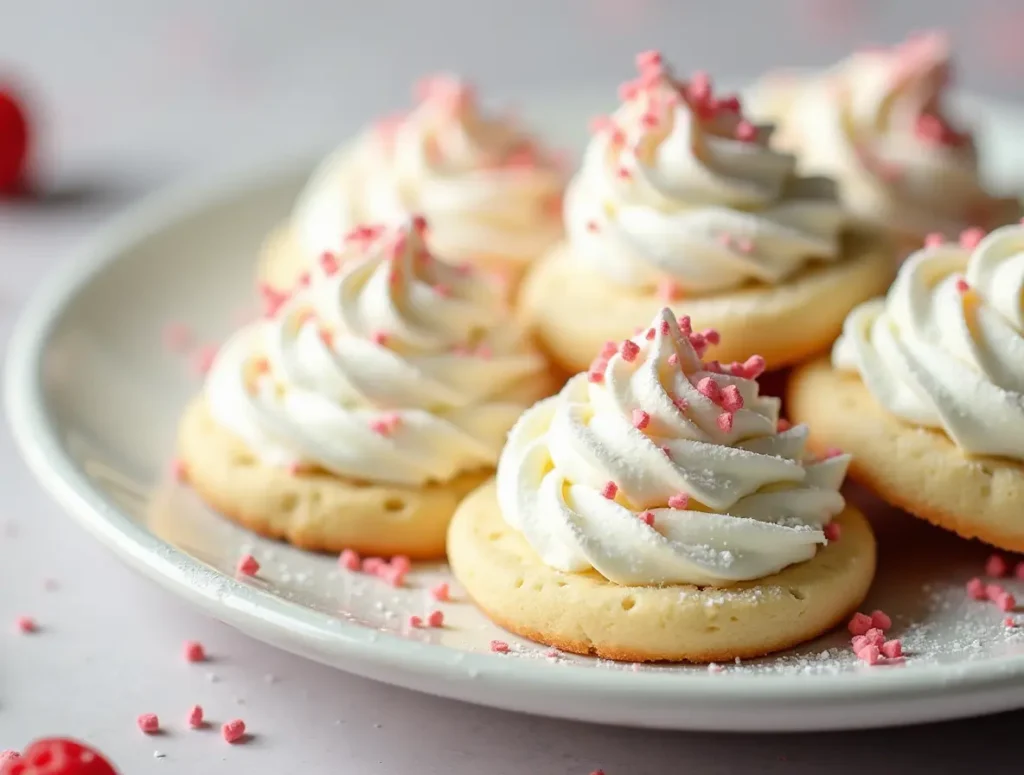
[497,307,850,586]
[834,224,1024,461]
[292,75,565,270]
[753,33,1020,239]
[206,217,548,486]
[564,52,847,297]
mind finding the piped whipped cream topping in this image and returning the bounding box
[292,75,565,271]
[564,51,848,297]
[497,308,850,586]
[206,218,548,486]
[751,32,1020,240]
[834,223,1024,461]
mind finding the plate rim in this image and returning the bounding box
[7,107,1024,732]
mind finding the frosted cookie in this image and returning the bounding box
[790,224,1024,552]
[179,217,557,558]
[261,76,565,293]
[749,32,1020,245]
[520,52,893,375]
[448,308,876,662]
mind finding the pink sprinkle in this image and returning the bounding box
[1005,617,1017,628]
[667,353,679,366]
[638,511,655,526]
[703,360,723,373]
[1015,561,1024,580]
[408,615,423,629]
[362,557,386,574]
[370,412,402,437]
[259,284,290,318]
[851,635,869,652]
[411,214,428,234]
[236,554,260,576]
[171,458,187,482]
[985,554,1009,578]
[15,616,36,634]
[959,227,985,249]
[743,355,766,379]
[645,327,656,341]
[490,640,510,653]
[620,340,640,362]
[997,592,1017,612]
[720,384,744,412]
[881,639,903,659]
[338,548,361,571]
[735,121,757,142]
[601,481,619,500]
[966,577,988,600]
[716,412,734,431]
[689,332,706,355]
[0,751,20,764]
[371,330,390,346]
[823,522,842,541]
[297,271,311,287]
[599,340,619,359]
[636,49,663,71]
[656,277,683,301]
[320,251,340,276]
[667,493,690,509]
[822,447,844,460]
[777,418,792,432]
[183,641,206,663]
[137,713,160,734]
[222,719,246,744]
[661,445,672,458]
[162,322,193,352]
[955,277,970,293]
[434,283,452,298]
[430,582,450,602]
[697,377,722,404]
[856,644,881,665]
[672,395,689,412]
[702,328,721,345]
[587,362,606,384]
[987,583,1007,602]
[391,555,412,574]
[586,220,599,233]
[381,565,407,588]
[870,610,892,631]
[632,409,651,430]
[427,610,445,628]
[188,705,204,729]
[617,166,632,180]
[924,232,945,247]
[677,315,692,334]
[192,344,218,376]
[864,627,885,647]
[848,612,872,636]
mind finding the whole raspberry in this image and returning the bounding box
[1,738,117,775]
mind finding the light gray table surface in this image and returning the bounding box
[2,2,1023,772]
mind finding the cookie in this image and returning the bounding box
[178,398,489,557]
[789,358,1024,552]
[520,234,893,375]
[448,480,876,663]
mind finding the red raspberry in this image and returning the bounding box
[0,88,29,194]
[1,739,118,775]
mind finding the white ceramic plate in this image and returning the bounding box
[8,95,1024,733]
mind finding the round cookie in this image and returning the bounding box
[789,358,1024,553]
[519,233,894,375]
[178,398,489,558]
[448,480,876,663]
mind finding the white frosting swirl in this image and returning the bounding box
[565,55,847,295]
[207,219,548,486]
[497,307,850,586]
[751,33,1020,240]
[292,76,564,271]
[834,224,1024,461]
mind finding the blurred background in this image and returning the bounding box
[4,0,1024,185]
